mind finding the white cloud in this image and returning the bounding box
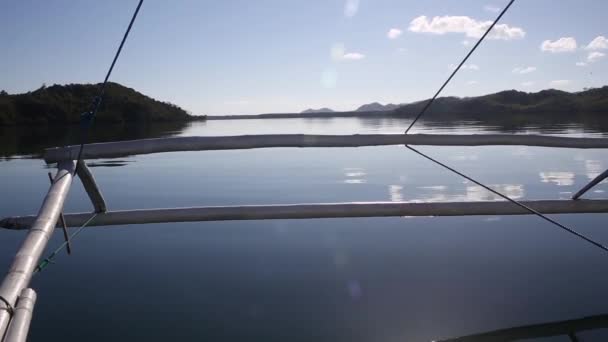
[343,52,365,60]
[331,43,365,61]
[587,51,605,62]
[387,28,403,39]
[576,61,587,67]
[585,36,608,50]
[408,15,525,40]
[540,37,577,53]
[512,66,537,74]
[449,63,479,71]
[549,80,571,88]
[484,5,501,13]
[344,0,359,17]
[521,81,534,87]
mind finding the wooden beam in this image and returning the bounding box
[76,160,107,213]
[0,161,75,337]
[44,134,608,162]
[2,200,608,230]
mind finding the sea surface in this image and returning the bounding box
[1,117,608,341]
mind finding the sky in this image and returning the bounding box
[1,0,607,115]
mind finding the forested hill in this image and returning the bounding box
[393,86,608,119]
[0,83,204,125]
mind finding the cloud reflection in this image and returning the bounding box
[539,171,575,186]
[395,183,525,203]
[344,167,366,184]
[585,159,604,180]
[389,185,404,202]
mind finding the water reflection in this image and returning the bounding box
[391,183,525,203]
[539,171,575,186]
[465,184,524,201]
[4,116,608,161]
[585,159,604,180]
[343,167,367,184]
[0,122,187,159]
[389,185,404,202]
[449,153,478,161]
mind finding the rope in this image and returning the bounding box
[406,146,608,252]
[35,214,98,273]
[404,0,515,134]
[73,0,144,174]
[402,0,608,253]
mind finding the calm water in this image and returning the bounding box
[1,117,608,341]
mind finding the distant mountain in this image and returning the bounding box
[393,87,608,119]
[356,102,401,112]
[0,82,204,125]
[301,103,401,113]
[301,108,335,114]
[214,87,608,130]
[299,87,608,118]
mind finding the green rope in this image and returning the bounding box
[35,213,98,273]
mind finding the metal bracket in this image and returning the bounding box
[76,160,107,213]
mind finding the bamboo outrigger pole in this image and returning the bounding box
[44,134,608,163]
[435,313,608,342]
[2,200,608,230]
[2,289,36,342]
[0,161,75,338]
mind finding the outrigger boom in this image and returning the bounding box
[2,133,608,341]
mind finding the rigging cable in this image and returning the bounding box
[406,146,608,252]
[404,0,515,134]
[35,214,98,273]
[38,1,145,272]
[402,0,608,253]
[73,0,144,174]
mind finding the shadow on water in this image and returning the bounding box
[0,121,188,159]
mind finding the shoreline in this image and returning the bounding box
[205,110,391,120]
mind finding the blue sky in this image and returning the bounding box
[1,0,607,115]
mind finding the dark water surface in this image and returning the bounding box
[1,117,608,341]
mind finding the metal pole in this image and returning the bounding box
[2,289,36,342]
[76,160,107,213]
[0,161,75,338]
[572,169,608,200]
